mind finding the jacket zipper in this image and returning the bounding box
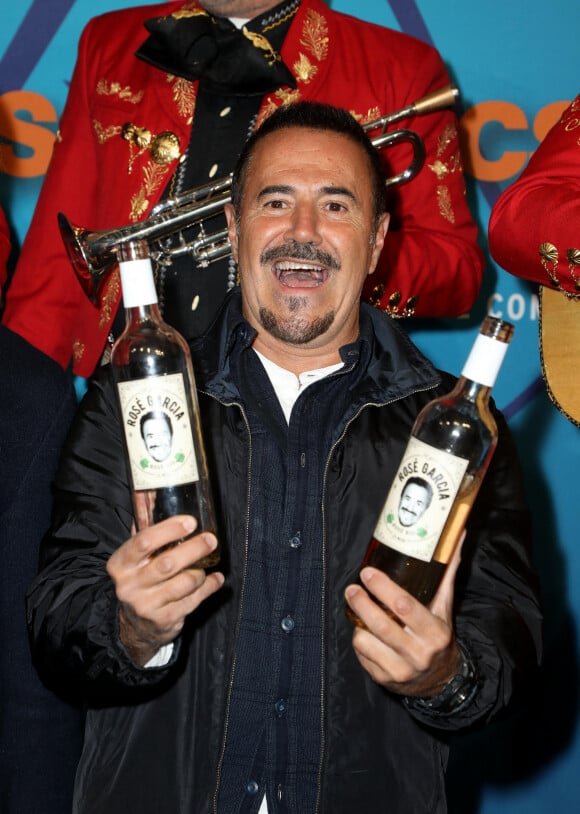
[315,381,438,812]
[203,377,438,813]
[206,396,253,814]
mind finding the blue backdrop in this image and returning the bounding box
[1,2,579,812]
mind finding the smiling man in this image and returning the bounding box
[28,102,541,814]
[398,477,433,527]
[140,411,174,463]
[225,102,389,369]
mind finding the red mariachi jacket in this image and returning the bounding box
[489,92,580,296]
[3,0,483,377]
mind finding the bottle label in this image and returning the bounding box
[117,373,199,490]
[373,437,469,561]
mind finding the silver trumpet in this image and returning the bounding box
[58,84,459,306]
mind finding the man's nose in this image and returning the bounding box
[284,202,322,244]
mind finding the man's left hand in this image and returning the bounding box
[345,541,463,697]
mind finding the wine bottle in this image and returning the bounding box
[348,315,514,625]
[110,240,218,568]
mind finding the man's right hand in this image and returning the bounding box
[106,516,224,666]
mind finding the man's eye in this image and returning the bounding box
[264,199,287,209]
[326,201,347,212]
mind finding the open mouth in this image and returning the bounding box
[273,260,329,288]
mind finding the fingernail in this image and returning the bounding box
[205,533,218,551]
[183,516,196,533]
[345,585,360,600]
[360,567,374,584]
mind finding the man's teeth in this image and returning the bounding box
[275,260,324,271]
[274,261,327,287]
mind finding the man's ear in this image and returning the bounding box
[224,203,238,262]
[368,212,390,277]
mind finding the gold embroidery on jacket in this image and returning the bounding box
[437,123,456,155]
[293,53,317,83]
[243,28,281,65]
[563,118,580,136]
[93,121,122,144]
[539,242,580,297]
[427,123,461,222]
[256,89,301,128]
[130,163,172,221]
[428,159,448,180]
[259,8,328,125]
[437,186,455,224]
[172,6,207,20]
[355,108,382,127]
[98,269,120,329]
[72,339,85,363]
[118,75,191,216]
[167,74,196,123]
[96,79,144,105]
[366,285,418,317]
[561,93,580,133]
[300,10,329,62]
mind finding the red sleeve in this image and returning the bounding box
[2,19,106,371]
[362,44,484,319]
[488,93,580,296]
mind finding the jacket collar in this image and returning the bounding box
[192,290,441,405]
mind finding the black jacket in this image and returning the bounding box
[27,296,542,814]
[0,326,84,814]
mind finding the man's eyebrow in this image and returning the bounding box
[257,184,357,200]
[321,185,356,201]
[257,185,293,199]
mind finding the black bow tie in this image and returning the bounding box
[136,10,296,97]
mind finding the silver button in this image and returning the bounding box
[289,532,302,549]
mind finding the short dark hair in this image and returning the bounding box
[231,101,388,229]
[139,410,172,439]
[403,476,433,505]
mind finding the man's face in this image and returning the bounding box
[225,127,389,357]
[398,482,430,527]
[142,417,173,462]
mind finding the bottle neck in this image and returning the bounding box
[455,376,492,405]
[124,301,163,327]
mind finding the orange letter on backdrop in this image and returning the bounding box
[0,90,57,178]
[460,100,570,182]
[460,101,528,182]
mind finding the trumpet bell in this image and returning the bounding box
[58,213,115,306]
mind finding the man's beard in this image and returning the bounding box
[255,239,339,343]
[259,299,335,345]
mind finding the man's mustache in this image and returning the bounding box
[260,240,340,271]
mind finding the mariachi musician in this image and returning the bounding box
[3,0,484,378]
[488,91,580,426]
